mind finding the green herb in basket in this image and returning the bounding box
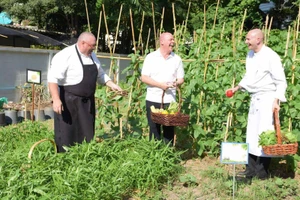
[168,102,179,113]
[258,130,277,146]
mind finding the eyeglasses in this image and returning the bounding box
[84,41,96,48]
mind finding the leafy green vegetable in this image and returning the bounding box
[258,130,277,146]
[168,101,179,113]
[259,129,299,146]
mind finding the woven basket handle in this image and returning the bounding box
[274,109,282,144]
[161,86,182,112]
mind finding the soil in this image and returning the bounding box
[160,156,300,199]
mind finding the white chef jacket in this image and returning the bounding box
[47,44,111,86]
[141,49,184,103]
[239,45,287,156]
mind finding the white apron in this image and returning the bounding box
[246,92,277,157]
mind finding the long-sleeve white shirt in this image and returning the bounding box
[47,44,111,86]
[239,45,287,102]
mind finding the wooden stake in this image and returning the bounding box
[113,4,123,54]
[84,0,91,32]
[102,4,112,55]
[151,2,157,49]
[130,9,136,54]
[160,7,165,34]
[238,9,247,44]
[95,10,102,54]
[138,11,145,55]
[172,3,177,50]
[183,1,191,37]
[146,28,151,51]
[212,0,220,30]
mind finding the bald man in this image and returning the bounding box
[48,32,122,152]
[227,29,287,179]
[141,32,184,145]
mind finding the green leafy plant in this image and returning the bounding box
[258,130,277,146]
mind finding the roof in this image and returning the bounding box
[0,25,67,47]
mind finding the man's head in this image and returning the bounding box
[77,32,96,56]
[159,32,175,54]
[245,29,264,52]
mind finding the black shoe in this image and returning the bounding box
[237,169,255,176]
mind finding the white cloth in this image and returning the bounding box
[47,44,111,86]
[141,49,184,103]
[239,45,287,102]
[239,45,287,157]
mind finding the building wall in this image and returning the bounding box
[0,46,131,102]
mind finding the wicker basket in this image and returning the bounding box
[28,138,57,159]
[262,109,298,156]
[151,87,189,126]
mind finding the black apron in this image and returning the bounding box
[54,46,98,152]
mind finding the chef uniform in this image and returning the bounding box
[238,45,287,178]
[48,44,111,152]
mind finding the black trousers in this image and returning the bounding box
[246,153,271,178]
[54,93,95,152]
[146,100,174,145]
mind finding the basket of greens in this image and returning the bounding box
[259,109,298,156]
[150,87,189,126]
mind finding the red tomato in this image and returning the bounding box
[226,90,233,98]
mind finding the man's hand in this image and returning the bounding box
[106,80,122,91]
[52,99,63,114]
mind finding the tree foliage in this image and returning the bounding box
[0,0,299,53]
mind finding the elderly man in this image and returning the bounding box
[141,32,185,145]
[48,32,122,152]
[227,29,287,179]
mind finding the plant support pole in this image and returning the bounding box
[31,84,35,121]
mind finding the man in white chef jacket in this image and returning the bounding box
[227,29,287,179]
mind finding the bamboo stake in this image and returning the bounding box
[172,3,178,51]
[284,26,291,57]
[267,16,273,39]
[196,4,207,55]
[84,0,91,32]
[151,2,157,49]
[212,0,220,30]
[95,10,102,54]
[37,94,41,121]
[180,1,191,45]
[102,4,112,55]
[113,4,123,54]
[138,11,145,55]
[160,7,165,34]
[238,9,247,44]
[130,9,137,54]
[203,4,207,43]
[264,15,269,44]
[146,28,151,51]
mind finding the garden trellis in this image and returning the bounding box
[84,1,300,156]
